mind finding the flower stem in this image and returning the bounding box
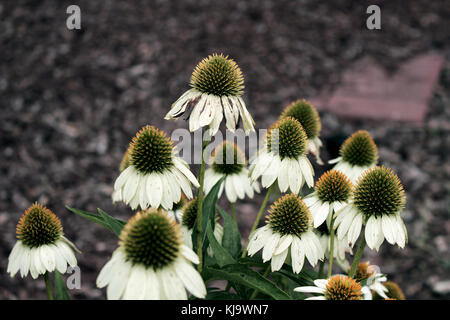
[327,216,336,278]
[318,260,325,279]
[43,272,54,300]
[196,131,211,273]
[241,184,275,258]
[249,264,271,300]
[348,235,366,278]
[230,202,237,225]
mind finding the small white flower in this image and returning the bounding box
[329,130,378,182]
[250,117,314,194]
[247,194,323,273]
[113,125,199,211]
[294,275,363,300]
[279,99,324,165]
[352,262,388,300]
[178,198,224,257]
[165,53,255,136]
[204,141,260,203]
[97,209,206,300]
[334,166,407,251]
[7,203,78,279]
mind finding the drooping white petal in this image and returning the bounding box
[174,259,206,298]
[262,232,281,262]
[291,237,305,274]
[271,248,289,272]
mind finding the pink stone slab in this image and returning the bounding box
[310,53,444,123]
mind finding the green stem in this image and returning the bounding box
[250,265,271,300]
[318,260,325,279]
[327,217,336,278]
[241,184,275,258]
[43,272,54,300]
[196,131,211,273]
[230,202,237,225]
[348,235,366,278]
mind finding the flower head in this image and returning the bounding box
[334,166,407,250]
[329,130,378,182]
[97,209,206,300]
[372,281,405,300]
[8,203,78,279]
[250,117,314,193]
[353,262,389,300]
[205,141,260,202]
[165,54,254,135]
[295,275,363,300]
[247,194,323,273]
[113,125,199,211]
[304,170,353,228]
[279,99,323,164]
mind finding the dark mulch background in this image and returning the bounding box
[1,0,449,299]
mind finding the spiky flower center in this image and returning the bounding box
[280,99,321,139]
[120,210,181,270]
[181,198,199,230]
[373,281,405,300]
[340,130,378,167]
[267,194,312,237]
[190,53,244,97]
[16,203,63,248]
[128,125,174,174]
[354,166,406,218]
[267,117,308,159]
[324,275,363,300]
[316,170,352,203]
[352,262,375,282]
[211,141,246,175]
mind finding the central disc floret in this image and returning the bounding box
[211,142,246,175]
[280,99,321,139]
[325,275,363,300]
[267,194,312,236]
[353,262,375,282]
[16,203,63,248]
[181,198,199,230]
[120,209,181,270]
[354,166,406,219]
[267,117,308,159]
[129,125,174,174]
[316,170,352,203]
[340,130,378,167]
[190,53,244,97]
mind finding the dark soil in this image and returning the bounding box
[0,0,449,299]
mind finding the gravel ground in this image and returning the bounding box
[0,0,448,299]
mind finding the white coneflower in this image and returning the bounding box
[7,203,78,279]
[204,141,260,203]
[96,209,206,300]
[249,117,314,194]
[165,53,255,136]
[279,99,323,164]
[178,198,223,257]
[352,262,388,300]
[329,130,378,182]
[372,281,406,300]
[247,194,323,273]
[334,166,407,250]
[113,125,199,211]
[303,170,353,228]
[315,225,352,270]
[294,275,363,300]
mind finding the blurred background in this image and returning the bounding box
[1,0,449,299]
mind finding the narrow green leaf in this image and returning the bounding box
[203,264,290,300]
[217,205,242,258]
[206,222,236,267]
[97,208,126,236]
[54,271,70,300]
[66,206,110,229]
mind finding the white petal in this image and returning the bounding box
[40,245,56,273]
[114,166,135,191]
[274,234,293,255]
[294,286,326,294]
[262,232,281,262]
[271,248,289,272]
[144,268,160,300]
[291,237,305,274]
[160,267,187,300]
[106,258,132,300]
[174,259,206,298]
[277,159,290,192]
[180,244,199,264]
[123,265,147,300]
[173,158,199,187]
[314,202,330,228]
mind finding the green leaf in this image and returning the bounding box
[206,222,236,267]
[203,264,290,300]
[191,177,225,252]
[66,206,110,229]
[217,205,242,258]
[97,208,126,236]
[54,271,70,300]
